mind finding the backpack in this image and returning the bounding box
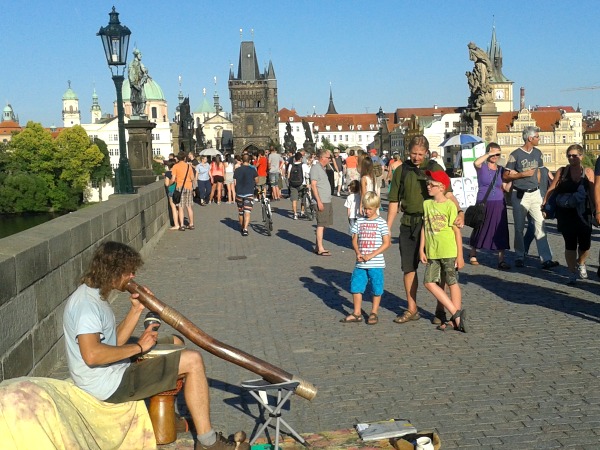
[288,163,304,188]
[373,160,383,178]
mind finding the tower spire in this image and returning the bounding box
[326,83,338,115]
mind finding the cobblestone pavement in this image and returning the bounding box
[51,192,600,449]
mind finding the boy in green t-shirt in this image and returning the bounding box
[419,170,467,332]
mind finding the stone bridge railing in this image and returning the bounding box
[0,181,169,382]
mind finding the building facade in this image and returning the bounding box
[229,41,278,153]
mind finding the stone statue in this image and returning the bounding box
[302,119,313,143]
[466,42,493,109]
[195,123,206,150]
[283,121,297,153]
[128,49,150,117]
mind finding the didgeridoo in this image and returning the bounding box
[123,279,317,401]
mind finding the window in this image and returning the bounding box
[358,135,362,142]
[345,135,348,141]
[543,153,552,163]
[333,135,337,142]
[562,135,566,143]
[152,107,157,119]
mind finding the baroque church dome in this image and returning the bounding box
[62,84,78,101]
[121,79,165,102]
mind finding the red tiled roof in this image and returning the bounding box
[279,109,394,132]
[278,108,303,122]
[584,121,600,133]
[534,106,576,113]
[497,110,562,133]
[0,120,22,136]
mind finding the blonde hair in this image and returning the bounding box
[362,191,381,210]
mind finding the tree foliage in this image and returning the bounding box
[320,138,335,151]
[0,122,106,213]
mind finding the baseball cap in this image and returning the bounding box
[369,149,377,154]
[425,170,450,190]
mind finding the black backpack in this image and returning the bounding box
[289,163,304,187]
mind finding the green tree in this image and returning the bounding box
[0,172,48,213]
[152,158,165,176]
[55,125,104,191]
[320,137,335,152]
[90,138,113,201]
[582,152,597,169]
[337,144,348,152]
[8,122,57,189]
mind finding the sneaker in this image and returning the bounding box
[293,214,298,220]
[577,264,588,279]
[242,229,249,236]
[515,259,524,268]
[195,432,249,450]
[567,273,578,286]
[298,212,306,218]
[541,260,559,270]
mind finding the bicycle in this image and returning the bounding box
[256,185,274,236]
[298,185,316,221]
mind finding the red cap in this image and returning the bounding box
[369,149,377,154]
[425,170,450,190]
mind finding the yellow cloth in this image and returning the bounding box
[0,377,156,450]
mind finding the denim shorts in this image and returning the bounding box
[350,267,385,296]
[423,257,458,286]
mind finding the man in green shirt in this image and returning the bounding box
[386,135,464,325]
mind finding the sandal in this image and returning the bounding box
[393,310,420,323]
[469,256,479,265]
[367,313,379,325]
[179,226,186,231]
[340,313,363,323]
[187,225,195,230]
[450,310,467,333]
[432,309,447,325]
[498,261,511,271]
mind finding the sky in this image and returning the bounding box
[2,1,600,127]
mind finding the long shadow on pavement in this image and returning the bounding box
[277,229,314,253]
[466,273,600,323]
[302,266,409,319]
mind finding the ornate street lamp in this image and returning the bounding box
[97,7,133,194]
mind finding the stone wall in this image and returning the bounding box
[0,181,169,382]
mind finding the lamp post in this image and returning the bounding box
[376,106,386,157]
[97,7,133,194]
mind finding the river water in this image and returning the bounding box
[0,213,65,240]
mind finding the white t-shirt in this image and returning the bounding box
[344,193,360,219]
[351,216,389,269]
[63,284,130,400]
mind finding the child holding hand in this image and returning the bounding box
[340,192,390,325]
[419,170,467,332]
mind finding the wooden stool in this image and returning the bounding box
[148,376,186,445]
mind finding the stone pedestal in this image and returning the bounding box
[477,103,500,144]
[125,119,157,188]
[303,141,315,154]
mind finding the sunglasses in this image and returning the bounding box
[567,154,580,159]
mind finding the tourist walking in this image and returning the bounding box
[208,156,225,205]
[468,143,511,270]
[233,154,258,236]
[359,156,379,214]
[544,144,594,284]
[268,146,283,200]
[224,155,236,204]
[386,152,402,189]
[171,152,195,231]
[345,149,359,183]
[164,160,180,230]
[503,126,558,269]
[196,156,211,205]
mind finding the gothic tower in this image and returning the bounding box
[229,39,278,153]
[62,81,81,127]
[487,26,514,112]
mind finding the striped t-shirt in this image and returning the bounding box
[351,216,389,269]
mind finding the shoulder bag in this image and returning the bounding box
[464,168,498,229]
[172,165,190,205]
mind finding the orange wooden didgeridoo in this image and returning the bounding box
[122,279,317,401]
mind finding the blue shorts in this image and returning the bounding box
[350,267,384,296]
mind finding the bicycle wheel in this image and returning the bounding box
[267,204,273,233]
[261,201,267,223]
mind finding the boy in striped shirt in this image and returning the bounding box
[340,192,390,325]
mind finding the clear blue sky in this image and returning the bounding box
[2,1,599,126]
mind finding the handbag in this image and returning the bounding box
[172,165,190,205]
[464,169,498,229]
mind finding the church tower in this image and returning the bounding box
[62,81,81,127]
[487,26,514,112]
[228,38,278,153]
[91,88,102,123]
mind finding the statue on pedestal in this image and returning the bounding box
[466,42,493,110]
[283,121,297,153]
[128,49,150,117]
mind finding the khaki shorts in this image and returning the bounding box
[105,336,181,403]
[316,202,333,227]
[423,257,459,286]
